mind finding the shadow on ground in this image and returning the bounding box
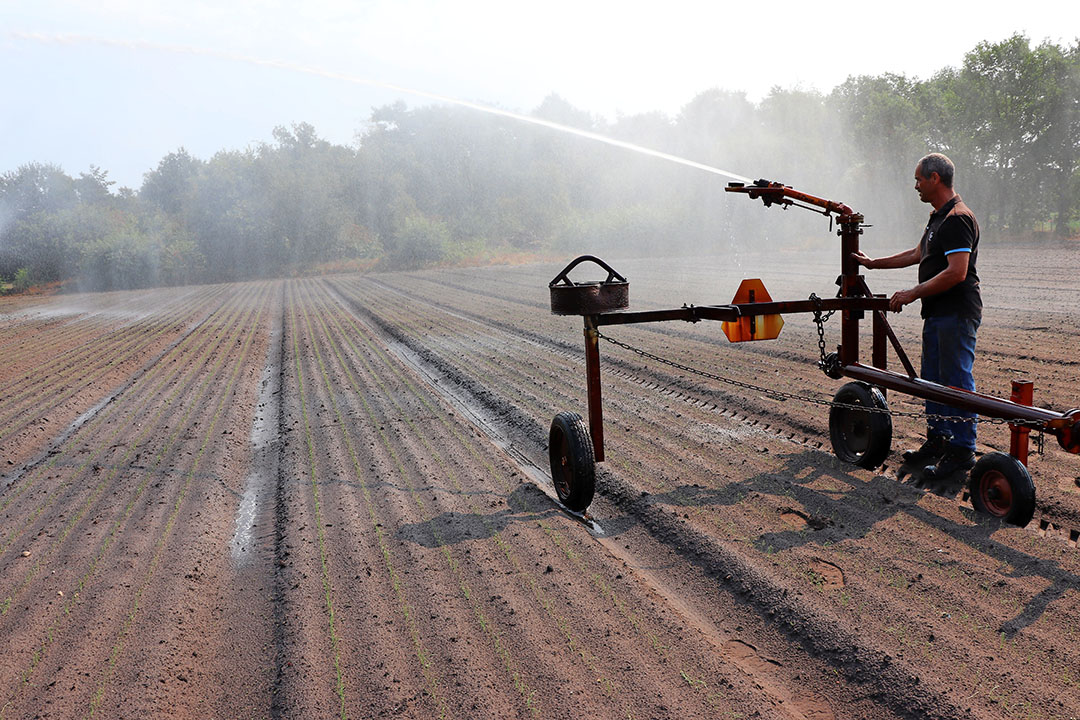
[626,448,1079,637]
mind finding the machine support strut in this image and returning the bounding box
[1010,380,1034,465]
[584,317,605,462]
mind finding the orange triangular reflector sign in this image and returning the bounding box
[722,279,784,342]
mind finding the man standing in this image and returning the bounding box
[852,153,981,479]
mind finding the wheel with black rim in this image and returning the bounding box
[548,411,595,512]
[829,382,892,469]
[968,452,1036,527]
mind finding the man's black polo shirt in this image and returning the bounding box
[918,194,981,321]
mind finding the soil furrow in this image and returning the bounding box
[0,284,226,443]
[1,250,1077,720]
[0,282,272,718]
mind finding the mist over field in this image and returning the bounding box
[1,30,1077,293]
[4,8,1080,717]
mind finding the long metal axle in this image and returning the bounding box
[841,363,1061,425]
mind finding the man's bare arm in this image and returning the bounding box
[851,245,921,270]
[887,251,969,311]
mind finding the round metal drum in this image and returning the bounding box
[549,281,629,315]
[548,255,630,316]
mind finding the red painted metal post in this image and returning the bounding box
[838,213,864,367]
[584,316,605,462]
[1010,379,1034,466]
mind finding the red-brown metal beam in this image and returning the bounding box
[841,363,1062,424]
[842,364,1080,454]
[583,317,605,462]
[591,297,891,327]
[838,216,865,368]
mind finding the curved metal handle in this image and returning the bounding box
[549,255,627,287]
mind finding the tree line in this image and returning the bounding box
[1,34,1076,292]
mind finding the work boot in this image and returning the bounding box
[922,444,976,481]
[902,434,948,466]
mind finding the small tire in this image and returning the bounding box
[968,452,1036,527]
[548,411,596,512]
[829,382,892,469]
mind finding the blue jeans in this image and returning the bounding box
[922,314,980,451]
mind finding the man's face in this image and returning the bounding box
[914,165,937,204]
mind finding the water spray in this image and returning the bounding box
[12,32,753,185]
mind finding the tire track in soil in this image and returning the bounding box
[288,279,375,718]
[298,279,589,718]
[318,277,752,719]
[300,279,526,718]
[326,277,934,720]
[278,278,433,719]
[315,281,576,717]
[301,276,822,719]
[286,278,562,718]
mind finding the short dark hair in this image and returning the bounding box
[918,153,955,188]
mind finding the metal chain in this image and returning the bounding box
[595,329,1047,433]
[809,293,836,367]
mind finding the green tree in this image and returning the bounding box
[1030,39,1080,235]
[829,74,930,228]
[74,165,116,204]
[940,34,1061,231]
[0,163,78,279]
[388,214,451,269]
[140,148,203,217]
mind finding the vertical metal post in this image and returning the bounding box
[838,213,864,367]
[1010,379,1034,466]
[584,316,605,462]
[872,307,887,371]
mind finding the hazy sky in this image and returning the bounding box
[2,1,1074,189]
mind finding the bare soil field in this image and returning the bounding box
[1,242,1079,719]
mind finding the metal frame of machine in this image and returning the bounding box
[547,180,1080,526]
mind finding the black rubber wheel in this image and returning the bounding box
[968,452,1036,527]
[548,411,596,512]
[829,382,892,469]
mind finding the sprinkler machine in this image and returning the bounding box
[547,180,1080,527]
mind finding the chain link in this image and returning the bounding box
[594,328,1047,435]
[809,292,836,367]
